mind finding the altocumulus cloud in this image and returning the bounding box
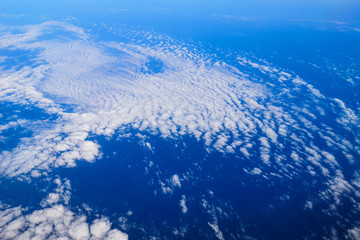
[0,21,358,178]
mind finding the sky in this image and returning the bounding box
[1,0,360,23]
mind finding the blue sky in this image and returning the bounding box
[1,0,360,23]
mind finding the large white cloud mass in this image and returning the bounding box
[0,21,358,179]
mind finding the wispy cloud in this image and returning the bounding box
[0,13,25,19]
[291,18,347,25]
[212,14,265,22]
[291,18,360,32]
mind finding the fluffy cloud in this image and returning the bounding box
[0,177,127,240]
[0,205,128,240]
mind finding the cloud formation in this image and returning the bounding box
[0,177,128,240]
[0,204,128,240]
[0,20,359,194]
[0,21,360,238]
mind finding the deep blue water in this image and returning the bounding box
[0,103,57,150]
[49,130,353,239]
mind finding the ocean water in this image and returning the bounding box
[1,1,360,239]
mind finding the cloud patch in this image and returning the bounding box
[0,205,128,240]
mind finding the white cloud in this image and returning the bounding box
[180,195,188,214]
[0,178,127,240]
[171,174,181,188]
[69,217,90,240]
[0,13,25,19]
[90,218,111,239]
[106,229,128,240]
[0,204,128,240]
[348,227,360,240]
[40,178,71,207]
[208,222,224,240]
[0,119,27,134]
[251,168,262,175]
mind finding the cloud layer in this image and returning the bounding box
[0,21,360,239]
[1,21,358,179]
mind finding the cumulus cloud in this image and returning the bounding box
[0,176,127,240]
[180,195,188,214]
[0,205,128,240]
[171,174,181,188]
[0,120,28,134]
[347,227,360,240]
[40,178,71,207]
[90,218,111,238]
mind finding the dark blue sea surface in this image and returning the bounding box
[1,1,360,239]
[51,130,353,239]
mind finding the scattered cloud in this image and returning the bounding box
[0,204,128,240]
[180,195,188,214]
[0,20,359,238]
[0,177,128,240]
